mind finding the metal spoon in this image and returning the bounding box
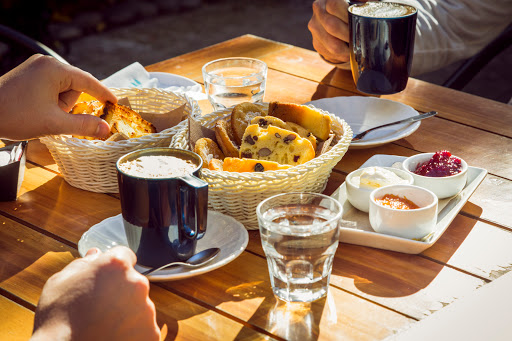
[141,247,221,276]
[352,111,438,142]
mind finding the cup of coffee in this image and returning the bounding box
[116,147,208,268]
[348,1,417,95]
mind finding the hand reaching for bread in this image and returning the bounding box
[194,101,336,172]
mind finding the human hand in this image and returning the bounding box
[31,246,161,341]
[0,54,117,141]
[308,0,352,64]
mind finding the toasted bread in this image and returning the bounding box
[102,102,156,139]
[231,102,266,145]
[268,101,332,141]
[194,137,225,166]
[70,101,156,140]
[214,119,239,157]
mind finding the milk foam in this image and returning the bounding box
[350,2,416,18]
[119,155,196,178]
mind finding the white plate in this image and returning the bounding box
[78,211,249,281]
[148,72,201,88]
[331,155,487,254]
[306,96,421,149]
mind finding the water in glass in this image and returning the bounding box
[205,66,265,110]
[259,203,340,302]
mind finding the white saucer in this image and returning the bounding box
[306,96,421,149]
[148,72,200,88]
[78,211,249,282]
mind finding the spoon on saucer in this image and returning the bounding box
[141,247,221,276]
[352,111,438,142]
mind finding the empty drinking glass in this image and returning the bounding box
[257,192,342,302]
[202,57,267,111]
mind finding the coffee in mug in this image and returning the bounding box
[117,148,208,268]
[348,1,417,95]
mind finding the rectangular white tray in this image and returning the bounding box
[331,154,487,254]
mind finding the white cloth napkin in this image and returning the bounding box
[102,62,206,100]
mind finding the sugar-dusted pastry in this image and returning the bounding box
[194,137,225,166]
[240,124,315,166]
[268,101,332,141]
[231,102,267,144]
[222,157,291,172]
[214,119,239,157]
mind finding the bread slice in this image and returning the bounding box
[250,115,288,130]
[214,119,239,157]
[268,101,332,141]
[223,157,291,172]
[70,101,156,140]
[230,102,266,144]
[194,137,225,166]
[240,124,315,166]
[102,102,156,139]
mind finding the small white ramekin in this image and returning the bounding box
[402,153,468,199]
[346,167,413,213]
[369,184,438,240]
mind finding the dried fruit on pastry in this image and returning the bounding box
[268,101,332,141]
[250,115,289,130]
[70,101,156,140]
[222,157,291,172]
[230,102,267,145]
[239,124,315,166]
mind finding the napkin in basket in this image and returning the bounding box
[102,62,206,100]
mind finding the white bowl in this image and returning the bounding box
[369,184,438,240]
[346,167,413,213]
[402,153,468,199]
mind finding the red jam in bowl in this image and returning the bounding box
[375,194,420,210]
[414,150,462,177]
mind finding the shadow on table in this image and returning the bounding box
[330,212,478,298]
[155,250,329,341]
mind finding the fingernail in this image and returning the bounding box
[85,247,100,257]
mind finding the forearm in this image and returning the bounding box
[397,0,512,76]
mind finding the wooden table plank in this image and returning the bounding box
[159,252,414,341]
[0,216,276,340]
[0,296,34,341]
[245,232,486,321]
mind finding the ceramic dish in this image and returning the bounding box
[345,166,413,213]
[78,210,249,281]
[369,184,438,240]
[402,152,468,199]
[305,96,421,149]
[331,154,487,254]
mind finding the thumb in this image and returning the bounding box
[51,110,111,138]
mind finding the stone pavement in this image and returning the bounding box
[53,0,512,104]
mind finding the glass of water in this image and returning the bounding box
[256,192,342,302]
[202,57,267,111]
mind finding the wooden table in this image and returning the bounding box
[1,35,511,340]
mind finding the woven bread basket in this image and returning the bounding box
[169,103,353,230]
[40,88,201,193]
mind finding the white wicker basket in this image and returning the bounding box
[40,88,201,193]
[170,104,353,230]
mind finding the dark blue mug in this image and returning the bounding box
[117,147,208,268]
[349,1,417,95]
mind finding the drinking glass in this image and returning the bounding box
[257,192,342,302]
[202,57,267,111]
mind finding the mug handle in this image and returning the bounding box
[177,174,208,240]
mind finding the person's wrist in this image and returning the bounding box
[31,317,72,341]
